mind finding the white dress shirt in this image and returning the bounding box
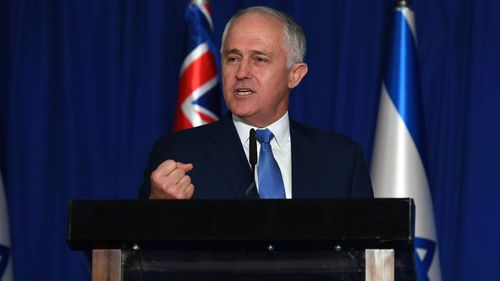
[233,112,292,199]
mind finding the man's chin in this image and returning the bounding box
[228,104,255,117]
[233,112,255,121]
[231,110,258,125]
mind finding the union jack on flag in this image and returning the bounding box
[173,0,221,131]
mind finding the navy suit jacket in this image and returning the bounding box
[139,114,373,199]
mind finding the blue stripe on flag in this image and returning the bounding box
[384,10,426,157]
[415,237,436,281]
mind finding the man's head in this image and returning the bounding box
[221,6,308,127]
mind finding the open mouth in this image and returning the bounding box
[236,88,254,96]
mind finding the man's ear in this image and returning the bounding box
[288,63,308,89]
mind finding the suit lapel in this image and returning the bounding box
[290,121,322,198]
[203,116,321,199]
[205,114,257,198]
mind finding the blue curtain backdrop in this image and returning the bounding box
[1,0,499,280]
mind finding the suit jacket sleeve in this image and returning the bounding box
[349,142,374,198]
[138,137,174,199]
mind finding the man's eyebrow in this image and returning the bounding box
[251,50,271,56]
[223,49,242,56]
[223,49,271,56]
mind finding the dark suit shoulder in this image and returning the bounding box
[153,115,231,149]
[290,120,359,149]
[290,119,373,198]
[156,121,214,143]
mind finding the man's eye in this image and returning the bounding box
[227,57,239,63]
[255,57,268,63]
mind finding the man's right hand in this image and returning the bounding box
[149,160,194,199]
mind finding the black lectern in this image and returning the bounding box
[67,199,417,281]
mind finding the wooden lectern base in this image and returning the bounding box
[93,249,121,281]
[366,249,395,281]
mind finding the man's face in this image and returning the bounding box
[221,13,304,127]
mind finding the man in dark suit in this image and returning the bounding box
[140,6,373,200]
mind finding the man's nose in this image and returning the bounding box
[236,60,252,80]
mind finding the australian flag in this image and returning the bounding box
[0,172,13,281]
[173,0,220,131]
[370,1,442,281]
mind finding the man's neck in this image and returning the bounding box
[233,112,288,128]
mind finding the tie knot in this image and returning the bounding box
[255,129,274,144]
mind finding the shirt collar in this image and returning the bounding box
[233,112,290,149]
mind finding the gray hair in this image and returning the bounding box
[221,6,306,68]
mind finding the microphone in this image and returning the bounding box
[245,129,258,198]
[249,128,257,174]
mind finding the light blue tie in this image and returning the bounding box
[256,129,286,199]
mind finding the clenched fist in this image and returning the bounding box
[149,160,194,199]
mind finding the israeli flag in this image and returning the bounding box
[371,3,442,281]
[0,172,13,281]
